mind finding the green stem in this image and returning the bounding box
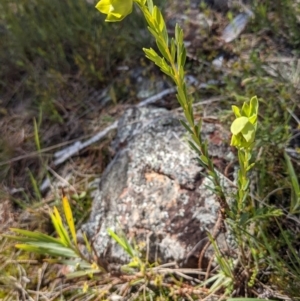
[137,2,229,218]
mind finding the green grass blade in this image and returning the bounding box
[8,228,61,243]
[107,228,135,258]
[50,207,72,247]
[62,196,77,245]
[284,151,300,213]
[27,169,42,201]
[33,117,41,151]
[82,232,92,254]
[16,242,77,258]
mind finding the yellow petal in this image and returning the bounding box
[111,0,133,16]
[95,0,112,14]
[96,0,133,22]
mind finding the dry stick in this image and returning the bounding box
[46,166,78,193]
[36,262,48,301]
[53,120,118,166]
[52,88,176,166]
[0,138,85,167]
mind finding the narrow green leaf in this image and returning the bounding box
[83,232,92,254]
[194,125,200,138]
[8,228,60,244]
[177,87,186,107]
[146,0,153,14]
[170,38,176,62]
[159,59,173,77]
[160,67,173,78]
[16,242,77,258]
[187,101,194,124]
[175,27,184,66]
[177,40,181,67]
[175,23,180,42]
[284,151,300,212]
[50,207,72,247]
[143,48,161,65]
[191,132,201,148]
[142,8,154,27]
[200,155,209,165]
[156,38,169,62]
[50,217,69,247]
[62,196,77,245]
[153,7,167,45]
[179,119,193,135]
[188,140,201,156]
[108,229,135,258]
[276,220,300,270]
[180,46,186,67]
[246,162,255,171]
[184,109,193,126]
[232,105,241,117]
[53,206,63,227]
[28,169,42,201]
[197,118,202,133]
[147,26,158,40]
[178,26,184,44]
[33,117,41,151]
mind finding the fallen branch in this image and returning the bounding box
[53,87,176,166]
[53,121,118,166]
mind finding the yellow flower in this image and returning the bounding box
[96,0,133,22]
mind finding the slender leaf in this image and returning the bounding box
[146,0,153,14]
[108,229,135,258]
[50,207,72,247]
[179,119,193,135]
[284,151,300,212]
[28,169,42,201]
[9,228,60,243]
[188,140,201,156]
[156,38,169,62]
[62,196,77,245]
[16,242,77,258]
[33,117,41,151]
[170,38,176,62]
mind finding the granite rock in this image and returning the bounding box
[81,106,233,268]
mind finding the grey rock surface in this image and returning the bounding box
[81,107,233,267]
